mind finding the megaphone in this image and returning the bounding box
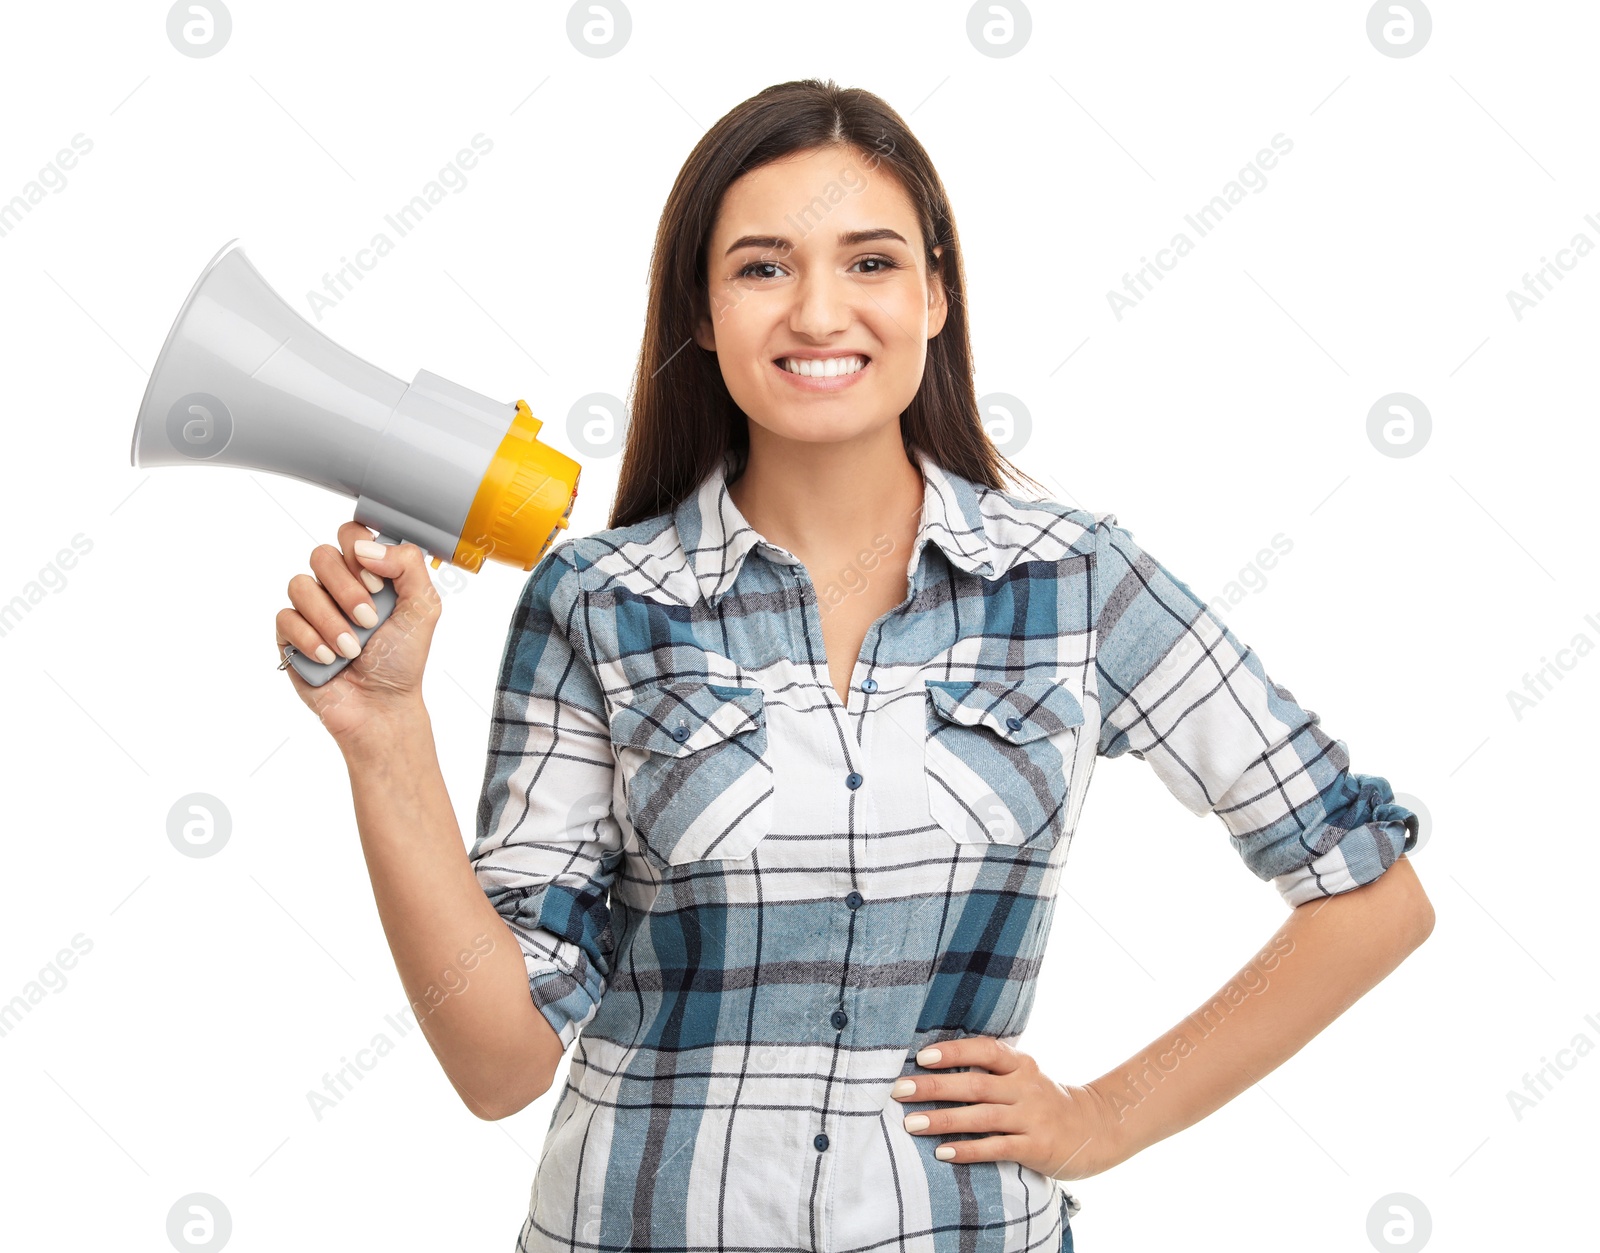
[130,239,580,687]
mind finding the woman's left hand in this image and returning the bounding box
[891,1036,1125,1181]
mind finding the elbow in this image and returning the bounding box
[1389,853,1436,952]
[455,1071,551,1122]
[460,1086,515,1123]
[467,1088,539,1123]
[468,1098,510,1123]
[472,1098,525,1124]
[466,981,572,1120]
[1302,853,1434,952]
[1406,883,1436,950]
[482,1073,555,1122]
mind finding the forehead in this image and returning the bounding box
[711,145,918,245]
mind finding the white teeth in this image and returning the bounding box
[779,355,867,378]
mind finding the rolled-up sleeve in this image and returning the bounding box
[468,543,623,1050]
[1091,515,1419,906]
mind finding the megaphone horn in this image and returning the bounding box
[131,239,580,687]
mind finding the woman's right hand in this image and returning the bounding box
[274,521,444,747]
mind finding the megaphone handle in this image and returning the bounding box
[281,531,403,688]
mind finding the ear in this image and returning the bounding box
[692,309,716,353]
[927,244,949,339]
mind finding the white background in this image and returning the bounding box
[1,2,1593,1249]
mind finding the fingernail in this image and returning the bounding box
[313,644,336,665]
[359,569,384,594]
[935,1146,955,1161]
[891,1079,916,1098]
[351,602,379,629]
[354,540,386,560]
[336,632,361,659]
[904,1114,930,1132]
[917,1048,941,1066]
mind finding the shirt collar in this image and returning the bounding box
[672,449,1031,609]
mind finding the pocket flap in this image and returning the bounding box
[608,682,765,757]
[924,677,1085,745]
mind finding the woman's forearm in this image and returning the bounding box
[1087,854,1435,1165]
[338,701,563,1119]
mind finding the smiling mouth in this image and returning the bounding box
[774,354,871,379]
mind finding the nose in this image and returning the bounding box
[786,266,853,341]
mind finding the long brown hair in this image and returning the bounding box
[608,77,1043,530]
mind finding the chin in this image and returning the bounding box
[745,413,884,445]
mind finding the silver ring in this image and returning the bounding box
[277,644,295,671]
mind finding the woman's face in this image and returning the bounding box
[693,143,948,448]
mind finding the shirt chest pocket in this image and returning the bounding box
[606,681,775,868]
[923,677,1086,853]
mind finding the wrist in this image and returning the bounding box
[1081,1077,1140,1170]
[335,700,431,770]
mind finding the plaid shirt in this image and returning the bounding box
[469,451,1419,1252]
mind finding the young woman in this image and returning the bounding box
[276,79,1434,1252]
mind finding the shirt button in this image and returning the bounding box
[671,722,690,742]
[861,678,878,693]
[831,1009,848,1030]
[1005,716,1024,732]
[845,772,863,790]
[814,1133,830,1151]
[845,890,863,910]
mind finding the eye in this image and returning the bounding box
[733,254,906,280]
[736,259,783,280]
[854,255,904,274]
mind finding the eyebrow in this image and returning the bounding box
[724,227,910,257]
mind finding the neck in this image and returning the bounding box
[728,423,925,569]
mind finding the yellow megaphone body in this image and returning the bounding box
[130,240,580,685]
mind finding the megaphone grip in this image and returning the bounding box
[281,532,401,687]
